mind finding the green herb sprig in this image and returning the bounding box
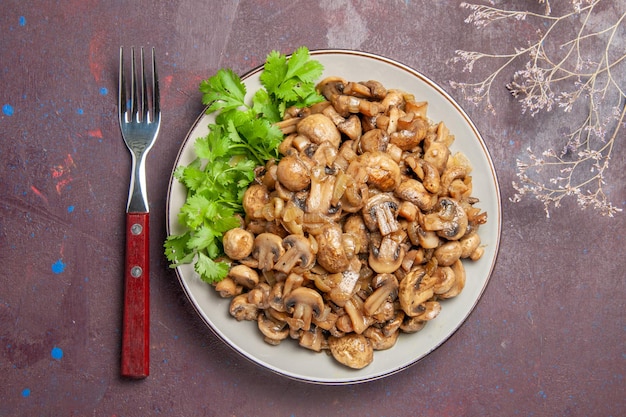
[164,47,324,284]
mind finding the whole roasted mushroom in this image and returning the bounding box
[222,228,255,260]
[276,153,311,192]
[315,223,350,273]
[359,151,401,192]
[242,184,270,220]
[297,113,341,149]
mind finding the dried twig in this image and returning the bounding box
[450,0,625,217]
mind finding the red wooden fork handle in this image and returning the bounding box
[121,212,150,378]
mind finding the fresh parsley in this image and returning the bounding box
[164,47,324,284]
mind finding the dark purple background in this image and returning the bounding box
[1,1,624,416]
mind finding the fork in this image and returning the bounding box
[118,46,160,378]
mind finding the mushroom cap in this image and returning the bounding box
[228,264,259,289]
[252,233,285,271]
[274,234,315,273]
[257,313,289,345]
[229,294,259,321]
[359,151,401,192]
[398,266,437,317]
[423,197,469,241]
[297,113,341,149]
[242,184,270,220]
[328,333,374,369]
[276,153,311,192]
[283,287,324,318]
[368,236,405,274]
[222,228,255,260]
[315,224,350,273]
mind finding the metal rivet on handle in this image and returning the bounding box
[130,266,143,278]
[131,223,143,235]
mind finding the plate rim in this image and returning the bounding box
[165,48,503,385]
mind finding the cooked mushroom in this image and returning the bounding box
[305,165,336,216]
[400,316,427,333]
[214,277,241,298]
[434,241,462,267]
[358,129,389,153]
[363,273,399,316]
[438,259,466,299]
[359,151,401,192]
[317,76,346,100]
[299,326,325,352]
[460,232,481,258]
[297,113,341,148]
[344,296,370,334]
[315,223,350,273]
[394,179,437,212]
[252,233,285,271]
[398,266,437,317]
[274,234,315,274]
[369,235,405,274]
[363,326,399,350]
[433,266,456,295]
[362,193,400,235]
[423,141,450,174]
[328,334,374,369]
[247,282,271,309]
[257,312,289,346]
[407,220,440,249]
[228,264,259,289]
[229,293,259,321]
[327,258,362,306]
[276,153,311,192]
[412,300,441,321]
[422,197,469,241]
[343,214,370,254]
[242,183,270,220]
[283,287,324,331]
[222,228,254,261]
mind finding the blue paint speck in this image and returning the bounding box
[99,87,108,95]
[52,259,66,274]
[51,346,63,360]
[19,16,26,26]
[67,205,75,213]
[2,104,14,116]
[21,388,31,397]
[76,108,84,115]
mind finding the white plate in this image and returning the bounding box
[166,50,502,384]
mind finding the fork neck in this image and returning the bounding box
[127,151,150,213]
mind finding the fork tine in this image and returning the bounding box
[151,47,160,122]
[129,47,138,122]
[140,47,148,122]
[119,47,126,123]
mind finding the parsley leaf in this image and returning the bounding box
[164,47,324,284]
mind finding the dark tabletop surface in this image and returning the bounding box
[2,1,625,416]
